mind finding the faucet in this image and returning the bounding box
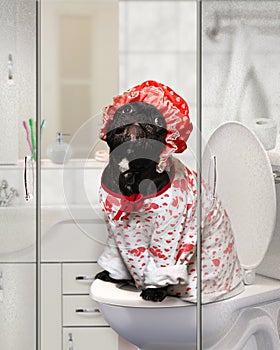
[0,180,19,207]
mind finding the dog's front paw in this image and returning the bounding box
[140,287,168,302]
[95,270,118,283]
[95,270,132,284]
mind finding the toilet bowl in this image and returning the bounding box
[90,122,280,350]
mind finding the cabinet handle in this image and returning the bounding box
[75,308,100,314]
[68,332,74,350]
[8,54,13,81]
[75,275,94,281]
[0,271,3,290]
[0,272,3,303]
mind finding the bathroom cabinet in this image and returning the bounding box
[42,263,118,350]
[41,220,119,350]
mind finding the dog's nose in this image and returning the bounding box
[125,124,145,141]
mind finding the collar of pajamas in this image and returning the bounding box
[98,157,244,303]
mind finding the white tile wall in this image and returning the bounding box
[119,0,197,110]
[120,2,181,52]
[119,0,197,166]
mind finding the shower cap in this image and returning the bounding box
[100,80,193,172]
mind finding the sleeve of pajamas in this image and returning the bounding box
[98,223,132,281]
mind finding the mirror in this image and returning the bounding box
[41,0,118,159]
[9,0,196,164]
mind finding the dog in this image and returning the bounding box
[96,101,171,301]
[95,81,244,303]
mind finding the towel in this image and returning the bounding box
[223,25,270,127]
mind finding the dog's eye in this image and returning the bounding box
[121,105,134,114]
[143,124,154,134]
[155,118,159,125]
[115,127,125,134]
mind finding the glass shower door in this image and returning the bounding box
[201,1,280,349]
[0,1,38,349]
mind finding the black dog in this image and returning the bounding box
[95,102,172,301]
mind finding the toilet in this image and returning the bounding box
[90,122,280,350]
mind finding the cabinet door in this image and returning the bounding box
[63,328,118,350]
[41,264,62,350]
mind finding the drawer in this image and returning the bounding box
[63,263,101,294]
[63,295,108,326]
[63,328,118,350]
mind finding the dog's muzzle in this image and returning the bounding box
[124,123,146,141]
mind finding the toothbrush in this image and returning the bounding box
[29,118,36,160]
[22,120,33,154]
[40,119,46,136]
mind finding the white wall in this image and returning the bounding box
[119,0,197,167]
[119,0,196,117]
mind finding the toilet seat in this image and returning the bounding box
[90,274,280,308]
[90,279,189,308]
[204,121,276,273]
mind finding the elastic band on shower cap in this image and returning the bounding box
[100,80,193,172]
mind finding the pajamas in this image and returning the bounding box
[98,157,244,303]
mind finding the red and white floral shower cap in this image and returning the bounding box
[100,80,193,172]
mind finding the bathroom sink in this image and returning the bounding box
[0,205,103,255]
[0,205,104,255]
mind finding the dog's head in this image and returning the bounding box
[104,102,169,196]
[101,80,193,173]
[106,102,167,167]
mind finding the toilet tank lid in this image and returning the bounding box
[204,122,276,270]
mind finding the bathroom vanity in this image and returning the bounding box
[40,160,125,350]
[41,219,118,350]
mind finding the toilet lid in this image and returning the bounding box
[203,122,276,270]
